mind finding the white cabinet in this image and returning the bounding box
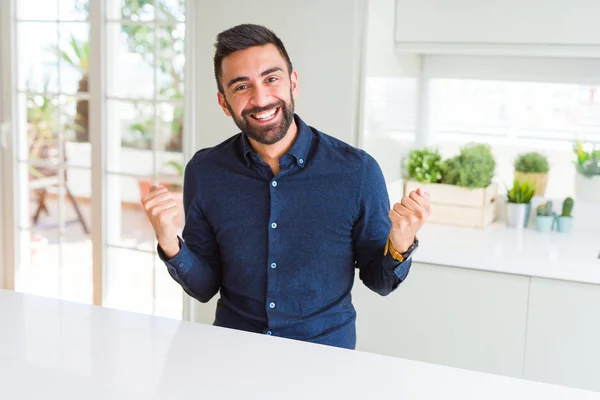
[524,277,600,392]
[394,0,600,57]
[354,263,530,378]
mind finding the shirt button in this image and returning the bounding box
[299,159,304,164]
[266,331,272,335]
[271,222,277,229]
[269,302,276,309]
[178,263,184,268]
[271,263,277,269]
[271,181,277,187]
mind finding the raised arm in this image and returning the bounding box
[352,154,429,296]
[141,159,222,303]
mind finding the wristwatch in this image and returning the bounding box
[384,237,419,262]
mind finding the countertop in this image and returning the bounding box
[413,222,600,285]
[1,290,599,399]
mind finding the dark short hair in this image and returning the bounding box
[213,24,293,94]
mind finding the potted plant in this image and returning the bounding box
[403,143,498,228]
[514,152,549,196]
[506,178,535,228]
[403,147,443,184]
[556,197,574,233]
[573,140,600,203]
[441,143,496,189]
[535,200,554,232]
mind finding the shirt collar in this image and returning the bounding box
[241,113,312,169]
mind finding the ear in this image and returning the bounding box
[217,91,231,116]
[290,70,299,99]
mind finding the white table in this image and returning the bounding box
[1,290,599,399]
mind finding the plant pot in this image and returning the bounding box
[535,215,555,232]
[575,173,600,203]
[506,202,531,228]
[556,216,574,233]
[515,172,548,196]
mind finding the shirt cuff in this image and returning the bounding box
[381,250,412,281]
[157,237,191,275]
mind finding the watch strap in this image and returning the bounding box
[384,237,405,262]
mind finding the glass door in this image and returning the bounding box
[5,0,188,320]
[103,0,186,318]
[13,0,93,303]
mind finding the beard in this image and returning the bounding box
[225,89,295,145]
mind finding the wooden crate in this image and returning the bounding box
[403,180,499,228]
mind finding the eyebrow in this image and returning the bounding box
[227,67,284,89]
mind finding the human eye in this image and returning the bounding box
[234,84,249,92]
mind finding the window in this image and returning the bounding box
[6,0,189,319]
[430,79,600,199]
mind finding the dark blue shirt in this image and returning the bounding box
[159,114,411,349]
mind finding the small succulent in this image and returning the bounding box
[561,197,574,217]
[536,201,553,216]
[506,178,535,204]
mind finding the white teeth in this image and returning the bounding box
[253,108,277,120]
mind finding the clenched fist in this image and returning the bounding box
[141,185,181,258]
[388,188,431,254]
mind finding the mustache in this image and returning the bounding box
[242,101,284,118]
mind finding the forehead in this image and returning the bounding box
[220,43,287,80]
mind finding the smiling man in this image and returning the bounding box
[141,24,431,350]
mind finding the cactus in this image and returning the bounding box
[536,201,553,216]
[562,197,574,217]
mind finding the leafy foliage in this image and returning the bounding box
[573,140,600,177]
[440,143,496,188]
[506,178,535,204]
[514,152,549,173]
[404,148,443,184]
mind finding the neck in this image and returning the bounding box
[248,119,299,163]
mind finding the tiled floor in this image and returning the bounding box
[16,194,184,320]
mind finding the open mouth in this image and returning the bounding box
[249,107,280,123]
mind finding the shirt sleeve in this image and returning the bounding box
[157,157,222,303]
[352,152,412,296]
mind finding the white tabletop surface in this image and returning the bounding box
[1,290,599,399]
[413,222,600,285]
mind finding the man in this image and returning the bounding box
[141,23,430,350]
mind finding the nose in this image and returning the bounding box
[250,84,271,108]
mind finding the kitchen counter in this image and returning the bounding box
[1,290,599,399]
[413,222,600,285]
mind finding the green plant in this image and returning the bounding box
[536,200,553,216]
[441,143,496,188]
[514,152,549,173]
[561,197,574,217]
[404,148,443,183]
[74,0,185,151]
[506,179,535,204]
[573,140,600,177]
[165,160,184,176]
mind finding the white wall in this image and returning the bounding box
[0,0,7,290]
[360,0,420,183]
[194,0,367,150]
[364,0,419,78]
